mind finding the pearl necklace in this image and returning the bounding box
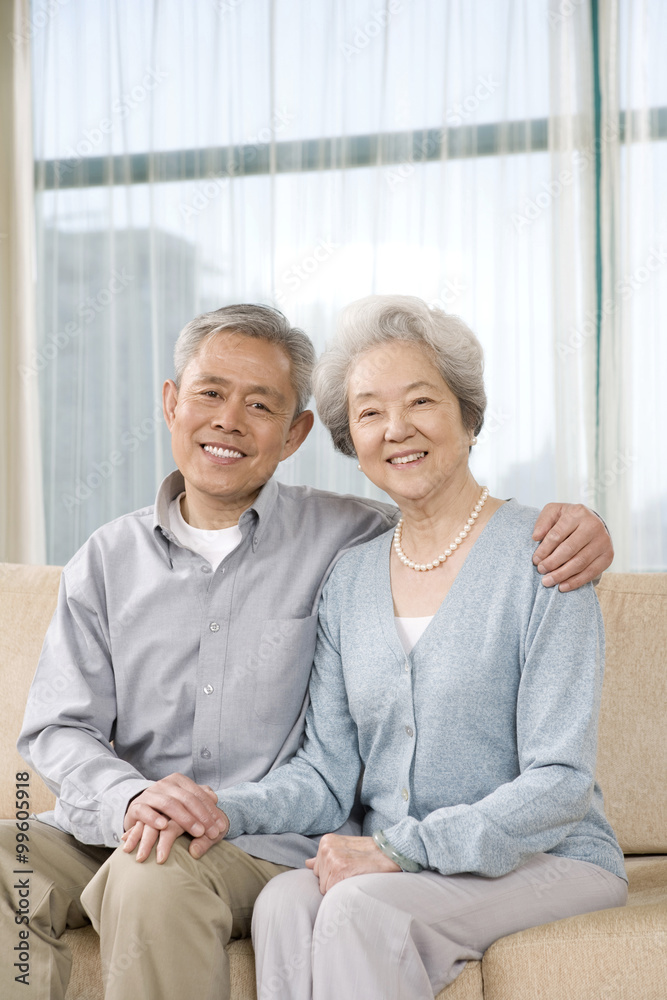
[393,487,489,572]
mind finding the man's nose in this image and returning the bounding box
[211,398,246,433]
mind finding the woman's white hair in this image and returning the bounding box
[313,295,486,457]
[173,304,315,416]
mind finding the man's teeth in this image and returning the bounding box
[203,445,244,459]
[389,452,426,465]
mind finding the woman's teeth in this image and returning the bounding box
[389,452,426,465]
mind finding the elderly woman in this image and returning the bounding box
[216,295,626,998]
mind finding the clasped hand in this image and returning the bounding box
[121,772,230,864]
[305,834,401,894]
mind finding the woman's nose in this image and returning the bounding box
[384,411,414,441]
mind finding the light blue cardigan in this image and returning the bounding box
[219,501,626,881]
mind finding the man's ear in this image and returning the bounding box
[281,409,315,461]
[163,380,178,430]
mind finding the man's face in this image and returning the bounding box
[163,331,313,516]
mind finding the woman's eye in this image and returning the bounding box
[360,410,378,419]
[414,397,431,406]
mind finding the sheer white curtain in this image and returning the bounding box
[613,0,666,571]
[27,0,665,569]
[548,0,667,570]
[0,0,45,564]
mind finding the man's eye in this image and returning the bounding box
[250,402,269,411]
[202,390,219,398]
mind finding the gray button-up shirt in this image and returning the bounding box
[18,471,397,865]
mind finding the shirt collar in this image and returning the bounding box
[153,469,279,551]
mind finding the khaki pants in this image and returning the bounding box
[0,819,111,999]
[0,818,289,1000]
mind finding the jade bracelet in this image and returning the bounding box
[372,830,424,873]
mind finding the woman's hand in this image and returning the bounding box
[305,834,400,894]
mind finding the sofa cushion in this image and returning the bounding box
[0,563,61,818]
[481,855,667,1000]
[595,574,667,854]
[60,931,485,1000]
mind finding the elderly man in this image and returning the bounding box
[0,304,612,1000]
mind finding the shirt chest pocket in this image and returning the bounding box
[253,615,319,726]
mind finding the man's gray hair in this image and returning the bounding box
[173,304,316,416]
[313,295,486,457]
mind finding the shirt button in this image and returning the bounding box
[405,726,414,737]
[209,622,220,632]
[401,787,409,801]
[200,747,212,759]
[404,661,410,672]
[113,833,119,842]
[203,684,214,695]
[201,565,211,573]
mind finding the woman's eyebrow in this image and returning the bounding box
[352,380,437,402]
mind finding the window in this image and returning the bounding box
[31,0,666,568]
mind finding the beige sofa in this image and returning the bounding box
[1,563,665,999]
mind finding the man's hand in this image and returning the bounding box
[122,811,229,864]
[532,503,613,591]
[122,774,229,863]
[305,834,400,894]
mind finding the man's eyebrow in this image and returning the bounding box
[191,374,288,405]
[352,380,438,402]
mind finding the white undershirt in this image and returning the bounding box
[394,616,434,655]
[168,493,242,571]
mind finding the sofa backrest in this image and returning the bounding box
[0,564,665,855]
[595,572,667,854]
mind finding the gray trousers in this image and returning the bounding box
[251,853,628,1000]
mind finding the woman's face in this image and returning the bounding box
[347,340,475,506]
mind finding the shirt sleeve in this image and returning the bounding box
[382,580,605,876]
[218,585,361,839]
[17,560,152,846]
